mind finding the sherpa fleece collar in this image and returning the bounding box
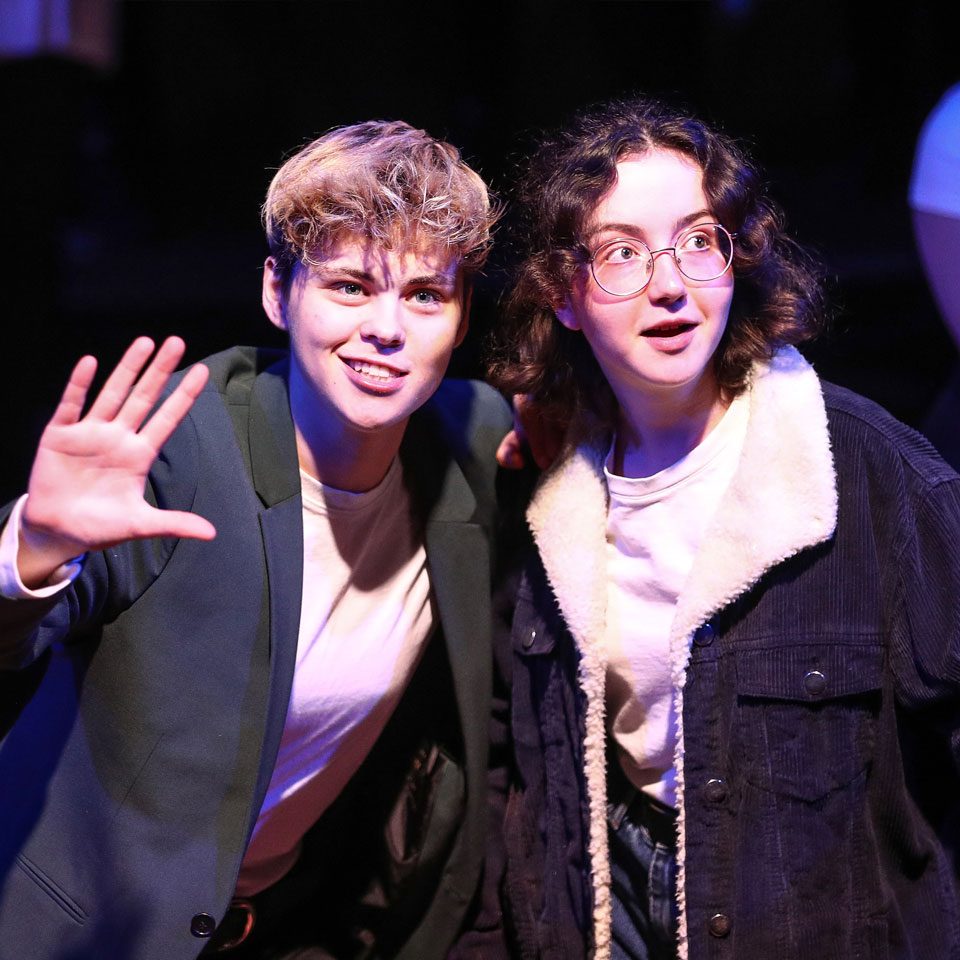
[525,346,838,960]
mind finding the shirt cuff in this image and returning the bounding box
[0,495,85,599]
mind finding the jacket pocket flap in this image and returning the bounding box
[736,642,884,702]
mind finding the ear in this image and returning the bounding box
[453,283,472,349]
[554,298,581,331]
[262,257,288,332]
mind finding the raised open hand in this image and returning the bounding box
[18,337,216,588]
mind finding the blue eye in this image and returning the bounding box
[337,281,365,296]
[412,289,442,305]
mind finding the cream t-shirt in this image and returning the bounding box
[603,392,749,807]
[234,457,435,895]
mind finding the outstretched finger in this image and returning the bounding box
[138,362,210,452]
[116,336,190,430]
[86,337,157,421]
[49,355,99,426]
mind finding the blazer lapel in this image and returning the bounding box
[245,359,305,828]
[401,412,490,832]
[425,501,490,759]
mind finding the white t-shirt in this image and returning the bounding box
[236,458,434,894]
[603,392,749,807]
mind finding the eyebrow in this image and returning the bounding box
[589,208,715,244]
[406,273,458,290]
[313,266,457,289]
[314,265,374,282]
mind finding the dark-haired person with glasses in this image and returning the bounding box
[487,97,960,960]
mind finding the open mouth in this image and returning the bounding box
[642,321,697,338]
[343,358,404,381]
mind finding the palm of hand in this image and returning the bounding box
[28,416,176,551]
[19,338,216,576]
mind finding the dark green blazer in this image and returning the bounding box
[0,346,511,960]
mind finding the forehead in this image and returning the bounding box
[589,149,709,235]
[312,232,464,282]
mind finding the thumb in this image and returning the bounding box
[139,509,217,542]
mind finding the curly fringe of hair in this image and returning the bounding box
[263,120,497,286]
[489,97,827,428]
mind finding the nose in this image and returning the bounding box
[645,248,686,303]
[359,298,405,347]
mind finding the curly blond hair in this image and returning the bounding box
[263,120,496,286]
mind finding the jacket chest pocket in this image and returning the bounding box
[734,643,884,803]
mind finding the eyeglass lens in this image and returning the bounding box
[592,223,733,296]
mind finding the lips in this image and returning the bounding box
[641,320,697,338]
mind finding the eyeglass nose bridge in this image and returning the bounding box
[589,242,689,294]
[646,244,685,276]
[625,243,685,293]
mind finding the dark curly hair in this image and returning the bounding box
[489,96,827,428]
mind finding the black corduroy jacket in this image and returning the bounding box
[501,347,960,960]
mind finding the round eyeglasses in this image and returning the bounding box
[588,222,735,297]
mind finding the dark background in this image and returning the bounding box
[1,0,956,502]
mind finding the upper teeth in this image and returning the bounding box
[348,360,398,380]
[649,323,687,333]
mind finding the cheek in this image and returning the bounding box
[415,327,460,375]
[437,311,467,349]
[697,282,734,329]
[716,293,734,331]
[580,306,633,355]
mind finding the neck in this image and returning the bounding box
[295,427,403,492]
[289,376,406,493]
[614,374,728,478]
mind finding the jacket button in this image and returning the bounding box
[693,623,715,646]
[708,913,732,938]
[704,778,727,803]
[522,629,537,650]
[190,914,217,938]
[802,669,827,698]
